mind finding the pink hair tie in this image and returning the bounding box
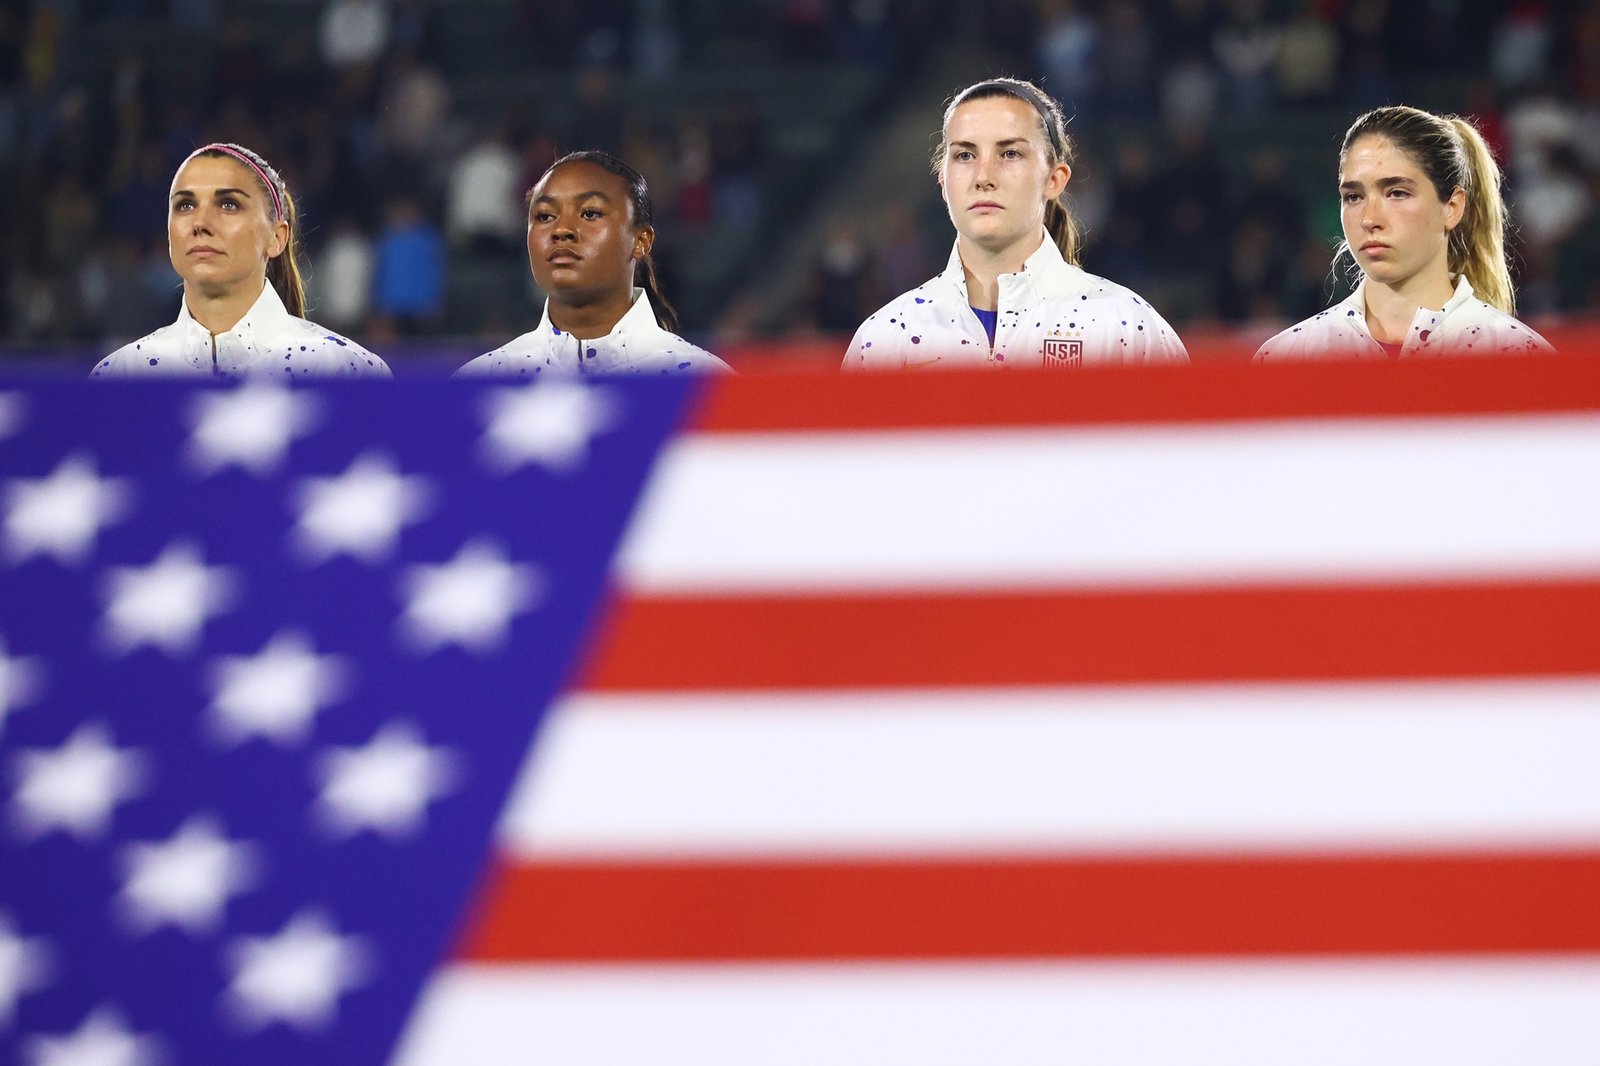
[187,143,284,221]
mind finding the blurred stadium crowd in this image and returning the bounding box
[2,0,1598,361]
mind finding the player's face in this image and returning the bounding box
[526,161,651,304]
[939,96,1070,257]
[167,154,287,296]
[1339,134,1464,293]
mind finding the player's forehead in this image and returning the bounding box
[1339,134,1425,184]
[170,154,256,196]
[531,161,631,205]
[945,95,1043,146]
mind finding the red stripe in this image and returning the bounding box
[687,356,1600,433]
[577,580,1600,691]
[458,851,1600,962]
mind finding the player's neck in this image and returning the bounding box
[185,281,263,336]
[958,231,1043,312]
[1362,268,1454,345]
[548,287,638,341]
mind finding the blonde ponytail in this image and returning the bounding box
[1447,117,1513,313]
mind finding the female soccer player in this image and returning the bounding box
[93,143,390,378]
[456,151,729,376]
[1256,105,1553,360]
[844,77,1186,371]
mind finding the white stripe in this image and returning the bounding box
[501,678,1600,857]
[395,957,1600,1066]
[616,415,1600,592]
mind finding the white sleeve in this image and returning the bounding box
[336,343,393,378]
[1496,318,1557,355]
[296,338,392,378]
[1254,321,1316,362]
[90,350,130,378]
[89,340,155,379]
[842,311,904,371]
[1137,307,1189,364]
[661,344,734,374]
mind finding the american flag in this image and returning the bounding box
[0,376,689,1065]
[6,358,1600,1065]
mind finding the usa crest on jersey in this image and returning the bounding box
[1043,337,1083,368]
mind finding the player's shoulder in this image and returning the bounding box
[455,330,555,378]
[1043,268,1187,361]
[1059,267,1168,319]
[865,280,948,332]
[846,281,952,364]
[1254,303,1358,362]
[642,334,732,374]
[1452,299,1556,354]
[276,319,390,377]
[612,327,731,375]
[92,324,180,378]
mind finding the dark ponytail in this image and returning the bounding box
[934,78,1080,265]
[188,143,306,317]
[536,149,680,331]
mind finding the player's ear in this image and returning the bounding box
[633,224,654,260]
[1442,185,1465,231]
[1045,161,1071,199]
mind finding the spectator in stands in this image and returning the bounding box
[377,53,451,174]
[447,122,525,257]
[808,219,875,333]
[92,143,390,377]
[844,78,1187,370]
[107,142,173,245]
[311,214,375,334]
[1097,0,1156,115]
[1555,168,1600,311]
[1213,0,1280,117]
[78,235,173,344]
[371,195,445,334]
[319,0,391,70]
[564,65,624,157]
[1257,106,1552,361]
[1275,1,1339,106]
[1036,0,1098,120]
[457,150,729,376]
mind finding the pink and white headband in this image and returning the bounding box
[185,143,284,220]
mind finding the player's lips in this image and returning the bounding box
[187,245,223,257]
[546,249,582,264]
[1359,242,1390,255]
[968,201,1003,212]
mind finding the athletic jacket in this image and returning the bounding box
[844,236,1187,370]
[1255,276,1554,361]
[92,283,389,379]
[456,291,730,377]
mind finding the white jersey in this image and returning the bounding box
[844,236,1187,370]
[456,291,730,377]
[1255,276,1554,361]
[92,283,390,379]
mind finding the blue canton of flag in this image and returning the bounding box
[0,377,692,1065]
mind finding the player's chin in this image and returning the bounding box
[960,222,1024,251]
[957,216,1004,238]
[532,266,588,294]
[1359,260,1404,286]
